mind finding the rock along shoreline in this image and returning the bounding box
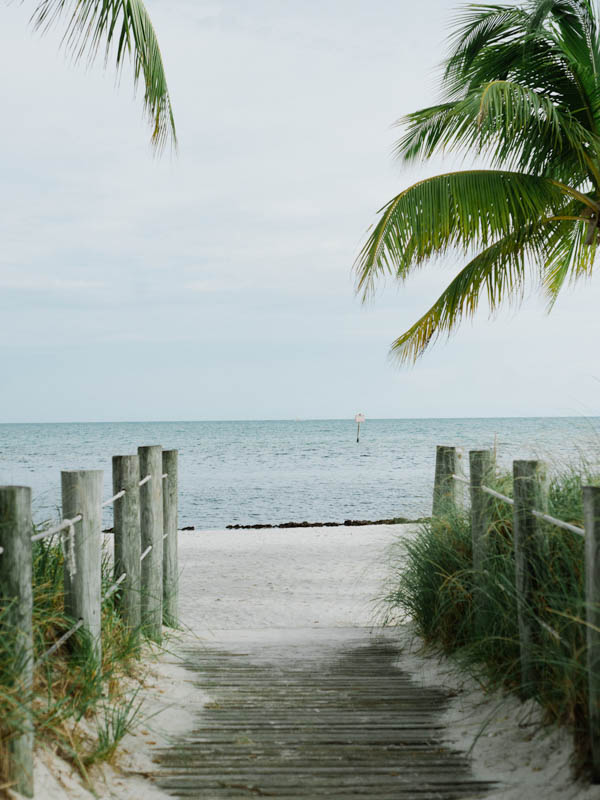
[104,517,428,533]
[223,516,428,531]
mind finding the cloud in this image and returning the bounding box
[0,275,105,291]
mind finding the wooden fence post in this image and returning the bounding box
[433,445,464,516]
[469,450,493,632]
[138,445,163,643]
[0,486,34,797]
[162,449,178,627]
[112,455,142,632]
[61,470,103,666]
[583,485,600,782]
[512,459,548,698]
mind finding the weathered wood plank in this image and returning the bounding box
[154,631,493,798]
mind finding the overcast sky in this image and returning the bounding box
[1,0,599,422]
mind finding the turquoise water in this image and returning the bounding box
[0,418,599,529]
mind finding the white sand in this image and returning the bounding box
[11,524,600,799]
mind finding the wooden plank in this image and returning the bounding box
[153,631,494,798]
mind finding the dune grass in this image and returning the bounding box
[384,468,594,773]
[0,531,152,794]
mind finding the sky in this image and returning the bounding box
[1,0,599,422]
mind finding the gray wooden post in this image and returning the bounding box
[470,450,493,573]
[512,460,548,698]
[432,445,464,516]
[583,485,600,782]
[0,486,34,797]
[61,470,103,665]
[470,450,493,634]
[162,449,179,627]
[138,445,163,643]
[112,455,142,632]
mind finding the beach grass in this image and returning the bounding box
[383,467,594,774]
[0,532,152,794]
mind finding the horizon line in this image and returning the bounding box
[1,414,599,425]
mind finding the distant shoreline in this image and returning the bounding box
[225,516,429,530]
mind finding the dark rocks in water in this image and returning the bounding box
[224,516,428,530]
[181,525,195,531]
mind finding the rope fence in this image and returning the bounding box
[481,485,514,506]
[436,444,600,781]
[451,471,585,535]
[31,471,172,547]
[531,509,584,537]
[103,571,127,602]
[0,445,180,797]
[140,544,153,562]
[35,620,84,668]
[31,515,83,543]
[101,489,126,508]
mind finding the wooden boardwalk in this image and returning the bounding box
[154,629,493,799]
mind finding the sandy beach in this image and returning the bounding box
[17,524,600,800]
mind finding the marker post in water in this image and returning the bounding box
[355,413,366,443]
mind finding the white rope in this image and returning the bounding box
[140,544,152,562]
[481,486,514,506]
[477,484,584,535]
[531,510,585,537]
[101,490,126,508]
[31,514,83,543]
[139,475,151,487]
[35,619,84,667]
[162,532,168,540]
[103,572,127,601]
[0,546,4,555]
[162,473,168,480]
[61,519,76,579]
[451,470,584,536]
[538,617,564,643]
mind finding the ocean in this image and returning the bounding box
[0,418,599,529]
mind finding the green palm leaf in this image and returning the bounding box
[389,224,548,363]
[356,169,583,299]
[396,80,599,183]
[31,0,176,152]
[356,0,600,363]
[542,215,597,301]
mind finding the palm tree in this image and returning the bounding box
[355,0,600,363]
[30,0,176,151]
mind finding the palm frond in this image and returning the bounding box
[357,0,600,365]
[31,0,176,152]
[542,214,597,302]
[396,80,599,185]
[355,169,577,299]
[388,223,551,364]
[444,3,529,97]
[443,2,599,134]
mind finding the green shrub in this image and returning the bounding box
[0,532,149,794]
[384,468,593,771]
